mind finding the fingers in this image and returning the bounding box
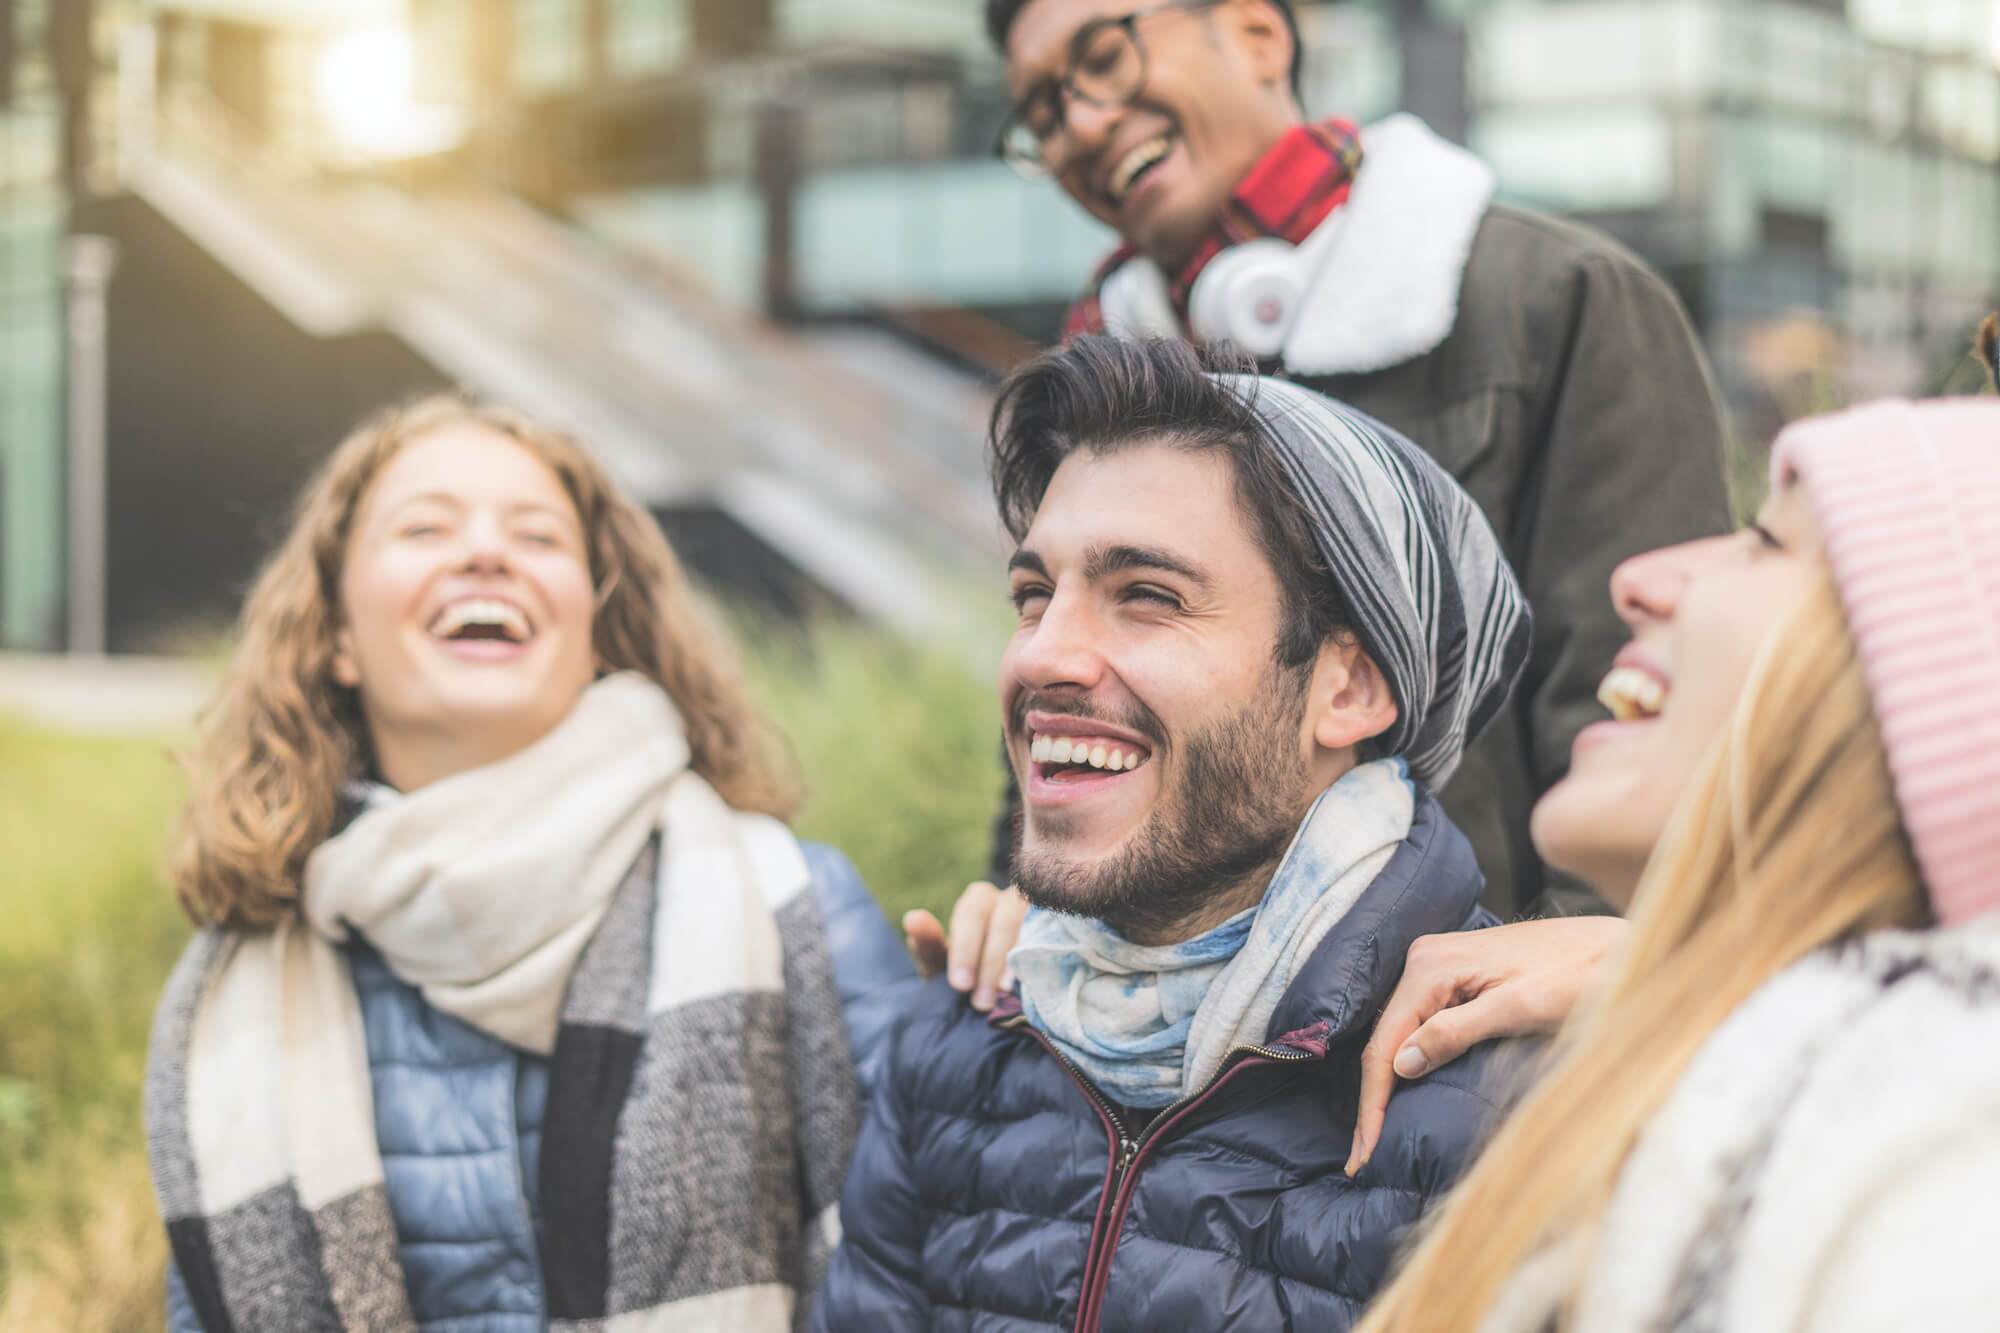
[1346,995,1427,1178]
[902,910,947,980]
[971,887,1029,1011]
[1344,933,1473,1177]
[945,882,1002,994]
[1392,989,1512,1081]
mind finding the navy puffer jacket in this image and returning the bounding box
[814,789,1509,1332]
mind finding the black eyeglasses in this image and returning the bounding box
[995,1,1223,178]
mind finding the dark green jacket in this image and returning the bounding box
[1298,201,1731,914]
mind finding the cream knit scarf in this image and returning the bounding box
[146,673,859,1331]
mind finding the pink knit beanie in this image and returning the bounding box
[1771,398,2000,926]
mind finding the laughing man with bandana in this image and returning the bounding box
[816,336,1532,1331]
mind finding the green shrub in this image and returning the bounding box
[745,618,1007,925]
[0,719,184,1328]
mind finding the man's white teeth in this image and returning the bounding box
[1598,666,1667,722]
[1110,135,1172,202]
[432,597,530,642]
[1029,734,1146,771]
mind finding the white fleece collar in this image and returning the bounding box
[1096,115,1495,377]
[1479,918,2000,1333]
[1280,114,1495,376]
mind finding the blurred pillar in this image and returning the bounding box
[468,0,514,107]
[1396,0,1468,146]
[64,235,118,657]
[583,0,610,86]
[117,22,157,168]
[757,100,803,320]
[52,0,94,192]
[206,20,272,140]
[466,0,517,185]
[694,0,773,58]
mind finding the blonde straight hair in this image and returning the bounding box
[1358,574,1931,1333]
[172,395,801,931]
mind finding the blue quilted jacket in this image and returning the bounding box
[813,789,1509,1333]
[168,841,915,1332]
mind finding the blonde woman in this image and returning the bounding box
[1349,396,2000,1331]
[146,398,914,1333]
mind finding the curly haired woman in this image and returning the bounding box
[146,398,913,1333]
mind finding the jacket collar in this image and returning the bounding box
[988,787,1486,1051]
[1093,115,1494,378]
[1277,114,1495,377]
[1263,784,1488,1045]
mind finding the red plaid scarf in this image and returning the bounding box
[1064,117,1365,340]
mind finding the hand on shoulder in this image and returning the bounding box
[903,881,1030,1012]
[1346,915,1626,1175]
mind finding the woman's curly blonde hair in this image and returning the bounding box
[172,395,800,930]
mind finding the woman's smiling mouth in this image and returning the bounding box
[427,595,536,661]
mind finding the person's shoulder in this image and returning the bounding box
[1739,922,2000,1200]
[1472,202,1660,283]
[1726,925,2000,1329]
[798,840,871,911]
[878,978,1013,1090]
[1400,1033,1521,1121]
[1366,1036,1525,1198]
[1462,202,1690,342]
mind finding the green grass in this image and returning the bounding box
[0,620,1003,1327]
[0,720,186,1330]
[748,619,1007,926]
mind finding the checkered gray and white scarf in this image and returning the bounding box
[146,673,858,1331]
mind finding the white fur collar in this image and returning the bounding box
[1481,918,2000,1333]
[1281,114,1495,375]
[1097,115,1496,376]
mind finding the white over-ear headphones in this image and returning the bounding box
[1097,237,1311,362]
[1186,238,1308,361]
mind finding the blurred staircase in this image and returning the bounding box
[120,87,1008,637]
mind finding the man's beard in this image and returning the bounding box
[1012,666,1317,941]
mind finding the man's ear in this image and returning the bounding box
[1309,637,1399,754]
[331,625,362,689]
[1221,0,1298,92]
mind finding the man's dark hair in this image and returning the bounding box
[989,335,1350,670]
[986,0,1305,99]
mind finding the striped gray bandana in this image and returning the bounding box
[1221,375,1532,789]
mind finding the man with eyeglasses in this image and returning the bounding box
[938,0,1731,936]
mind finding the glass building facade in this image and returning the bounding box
[1454,0,2000,411]
[412,0,1996,412]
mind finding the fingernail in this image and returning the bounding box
[1393,1044,1429,1079]
[972,988,994,1012]
[999,969,1015,992]
[949,967,975,991]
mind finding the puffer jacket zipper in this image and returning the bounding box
[991,1001,1331,1333]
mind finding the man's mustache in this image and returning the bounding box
[1007,691,1167,751]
